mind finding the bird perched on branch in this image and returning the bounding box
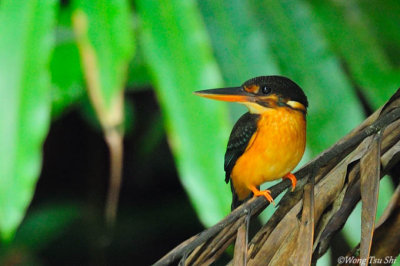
[195,76,308,210]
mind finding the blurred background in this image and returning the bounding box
[0,0,400,265]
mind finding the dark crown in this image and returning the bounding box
[242,75,308,108]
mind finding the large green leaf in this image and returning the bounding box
[309,0,400,109]
[358,0,400,67]
[250,0,365,155]
[51,42,84,117]
[0,0,57,241]
[136,0,231,226]
[72,0,134,127]
[51,5,84,118]
[198,0,279,85]
[126,43,152,90]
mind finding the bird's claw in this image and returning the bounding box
[283,172,297,192]
[250,186,276,206]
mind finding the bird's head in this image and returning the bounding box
[195,76,308,114]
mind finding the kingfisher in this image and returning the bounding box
[195,76,308,210]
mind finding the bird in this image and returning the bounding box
[195,76,308,210]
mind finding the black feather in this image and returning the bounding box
[224,113,259,182]
[224,112,259,209]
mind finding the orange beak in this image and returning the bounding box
[194,87,251,102]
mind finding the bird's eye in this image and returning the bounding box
[261,85,272,94]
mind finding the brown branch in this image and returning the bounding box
[104,128,124,227]
[73,10,125,227]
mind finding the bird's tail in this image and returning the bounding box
[230,182,252,211]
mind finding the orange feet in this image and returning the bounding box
[283,172,297,192]
[249,185,275,206]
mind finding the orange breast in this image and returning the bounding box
[231,107,306,200]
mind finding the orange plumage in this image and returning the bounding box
[231,106,306,200]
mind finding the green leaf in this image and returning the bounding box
[51,6,85,118]
[309,0,400,109]
[251,0,365,155]
[51,38,85,117]
[13,203,80,251]
[0,0,57,241]
[126,45,152,90]
[358,0,400,67]
[136,0,231,226]
[198,0,279,85]
[72,0,134,128]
